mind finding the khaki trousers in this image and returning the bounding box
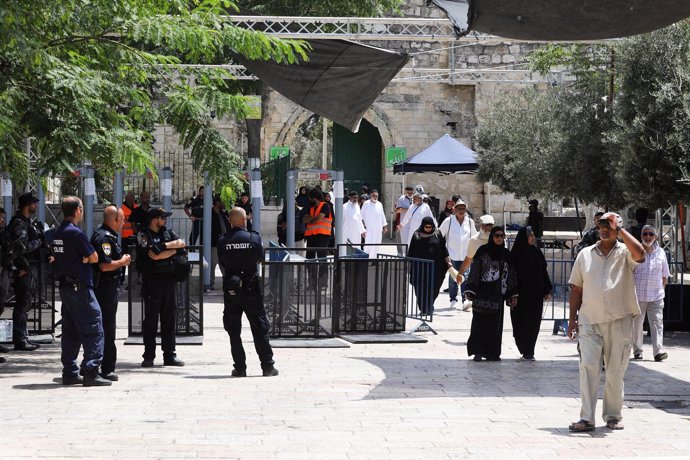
[578,315,633,424]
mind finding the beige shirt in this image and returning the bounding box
[466,233,489,259]
[568,241,642,325]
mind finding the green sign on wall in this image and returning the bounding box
[269,146,290,161]
[385,146,407,167]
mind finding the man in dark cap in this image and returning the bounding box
[7,192,47,351]
[136,207,186,368]
[527,199,544,239]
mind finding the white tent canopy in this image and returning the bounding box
[393,134,478,174]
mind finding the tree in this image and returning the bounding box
[0,0,307,191]
[477,24,690,209]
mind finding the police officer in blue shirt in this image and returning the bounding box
[90,205,131,381]
[136,207,185,367]
[52,196,111,386]
[218,207,277,377]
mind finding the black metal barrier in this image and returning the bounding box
[263,243,437,338]
[0,260,56,340]
[664,262,688,331]
[127,245,204,338]
[263,247,336,338]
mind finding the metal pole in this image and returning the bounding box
[202,172,212,289]
[334,170,345,256]
[322,117,328,190]
[286,169,296,249]
[84,165,95,236]
[250,168,262,234]
[1,173,12,214]
[160,167,172,211]
[113,169,123,244]
[36,176,46,225]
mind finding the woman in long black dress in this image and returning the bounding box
[510,227,552,360]
[465,226,518,361]
[407,217,452,315]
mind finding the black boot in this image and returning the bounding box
[82,369,112,387]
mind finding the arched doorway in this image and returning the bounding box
[333,119,382,195]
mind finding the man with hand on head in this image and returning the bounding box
[567,212,644,432]
[91,205,131,381]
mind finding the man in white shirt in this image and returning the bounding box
[360,190,388,258]
[394,186,414,254]
[567,212,645,433]
[342,191,366,247]
[397,193,436,248]
[438,199,478,309]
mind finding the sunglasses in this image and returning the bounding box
[642,232,656,237]
[493,233,505,238]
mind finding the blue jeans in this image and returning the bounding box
[59,285,104,377]
[448,259,468,302]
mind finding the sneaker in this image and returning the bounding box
[163,357,185,367]
[231,369,247,378]
[462,300,472,311]
[654,352,668,362]
[262,367,279,377]
[449,300,458,310]
[62,375,84,385]
[99,372,119,381]
[141,359,154,368]
[521,354,535,361]
[633,353,643,360]
[472,355,483,362]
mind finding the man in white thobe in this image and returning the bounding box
[342,191,366,247]
[360,190,388,258]
[397,193,436,248]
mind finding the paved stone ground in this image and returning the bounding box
[2,283,690,459]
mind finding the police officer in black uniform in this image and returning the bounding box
[137,207,185,367]
[90,205,131,381]
[0,207,10,359]
[7,192,50,351]
[218,207,277,377]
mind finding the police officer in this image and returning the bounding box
[218,207,278,377]
[91,205,131,381]
[184,185,205,244]
[137,207,185,367]
[0,207,10,359]
[52,196,111,386]
[7,192,50,351]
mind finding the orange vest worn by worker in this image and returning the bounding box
[304,202,332,237]
[120,202,138,238]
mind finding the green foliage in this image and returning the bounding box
[0,0,307,191]
[237,0,404,17]
[479,23,690,209]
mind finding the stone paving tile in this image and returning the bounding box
[2,288,690,459]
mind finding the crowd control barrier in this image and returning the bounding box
[127,245,204,339]
[0,259,56,340]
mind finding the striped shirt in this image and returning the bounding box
[634,245,670,302]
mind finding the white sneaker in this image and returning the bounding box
[449,300,458,310]
[462,300,472,311]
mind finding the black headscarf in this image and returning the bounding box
[416,216,436,238]
[511,227,532,255]
[487,225,506,260]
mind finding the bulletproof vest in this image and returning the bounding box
[221,228,260,281]
[137,228,175,275]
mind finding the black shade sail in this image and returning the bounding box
[431,0,690,40]
[393,134,478,174]
[238,40,409,133]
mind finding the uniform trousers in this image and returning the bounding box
[222,287,274,372]
[11,266,37,345]
[578,315,633,424]
[94,278,120,374]
[142,276,177,361]
[59,284,104,377]
[632,299,665,356]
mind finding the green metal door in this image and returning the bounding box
[333,119,382,195]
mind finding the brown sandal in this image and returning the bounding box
[569,420,595,432]
[606,419,624,430]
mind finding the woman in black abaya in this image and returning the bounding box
[465,226,518,361]
[510,227,552,360]
[408,217,452,315]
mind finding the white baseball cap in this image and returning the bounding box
[478,215,495,225]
